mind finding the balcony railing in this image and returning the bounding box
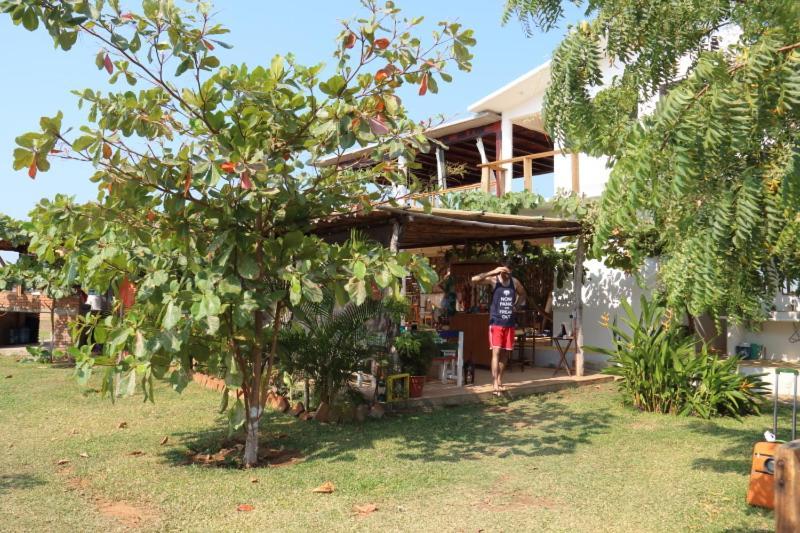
[476,149,579,195]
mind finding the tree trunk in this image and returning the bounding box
[243,309,266,468]
[49,304,56,361]
[243,408,260,467]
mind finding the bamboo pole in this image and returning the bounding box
[378,207,571,233]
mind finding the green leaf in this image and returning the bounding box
[353,260,366,279]
[302,279,323,303]
[175,57,194,77]
[71,135,95,152]
[200,56,220,69]
[270,55,284,79]
[162,301,182,330]
[290,277,302,305]
[21,7,38,31]
[218,387,230,413]
[238,256,259,280]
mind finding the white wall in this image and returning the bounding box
[528,253,658,371]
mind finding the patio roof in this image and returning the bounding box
[0,240,27,253]
[312,206,581,249]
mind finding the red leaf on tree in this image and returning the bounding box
[104,53,113,74]
[374,38,390,49]
[237,504,254,512]
[374,69,389,83]
[240,172,253,190]
[28,160,37,179]
[203,39,215,51]
[343,32,356,49]
[49,149,62,154]
[120,12,134,21]
[220,161,236,174]
[368,115,389,135]
[119,277,136,310]
[183,170,191,197]
[102,143,112,159]
[146,211,156,222]
[419,73,428,96]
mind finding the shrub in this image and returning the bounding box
[279,291,398,408]
[395,329,440,376]
[594,296,768,419]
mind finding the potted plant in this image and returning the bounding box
[396,329,439,398]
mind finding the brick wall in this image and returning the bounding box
[0,286,81,348]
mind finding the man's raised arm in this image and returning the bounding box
[471,266,507,286]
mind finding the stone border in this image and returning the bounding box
[383,374,615,411]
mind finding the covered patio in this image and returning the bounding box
[315,205,598,407]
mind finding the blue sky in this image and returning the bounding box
[0,1,583,221]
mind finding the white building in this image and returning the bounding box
[461,40,799,395]
[327,37,799,396]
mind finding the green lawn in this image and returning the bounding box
[0,355,776,532]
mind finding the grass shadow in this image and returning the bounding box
[159,394,617,468]
[0,474,45,494]
[687,405,795,475]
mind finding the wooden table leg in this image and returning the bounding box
[553,338,574,376]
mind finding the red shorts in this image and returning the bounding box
[489,325,515,351]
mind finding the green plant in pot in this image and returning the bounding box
[396,329,439,398]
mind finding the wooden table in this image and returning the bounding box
[552,336,574,376]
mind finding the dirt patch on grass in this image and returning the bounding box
[475,492,560,512]
[96,500,157,527]
[62,475,158,528]
[474,474,561,512]
[628,420,659,431]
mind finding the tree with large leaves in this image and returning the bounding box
[503,0,800,323]
[2,0,474,466]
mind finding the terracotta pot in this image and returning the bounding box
[409,375,425,398]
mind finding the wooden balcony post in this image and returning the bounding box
[523,157,533,192]
[481,166,490,193]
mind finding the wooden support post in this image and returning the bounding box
[435,148,447,190]
[495,168,505,197]
[523,157,533,193]
[435,147,447,208]
[776,440,800,532]
[495,131,504,197]
[573,234,585,377]
[476,137,493,194]
[456,331,464,388]
[571,153,580,193]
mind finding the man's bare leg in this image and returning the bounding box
[491,346,502,392]
[497,349,509,391]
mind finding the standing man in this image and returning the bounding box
[471,260,527,396]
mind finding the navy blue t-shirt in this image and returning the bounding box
[489,277,516,327]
